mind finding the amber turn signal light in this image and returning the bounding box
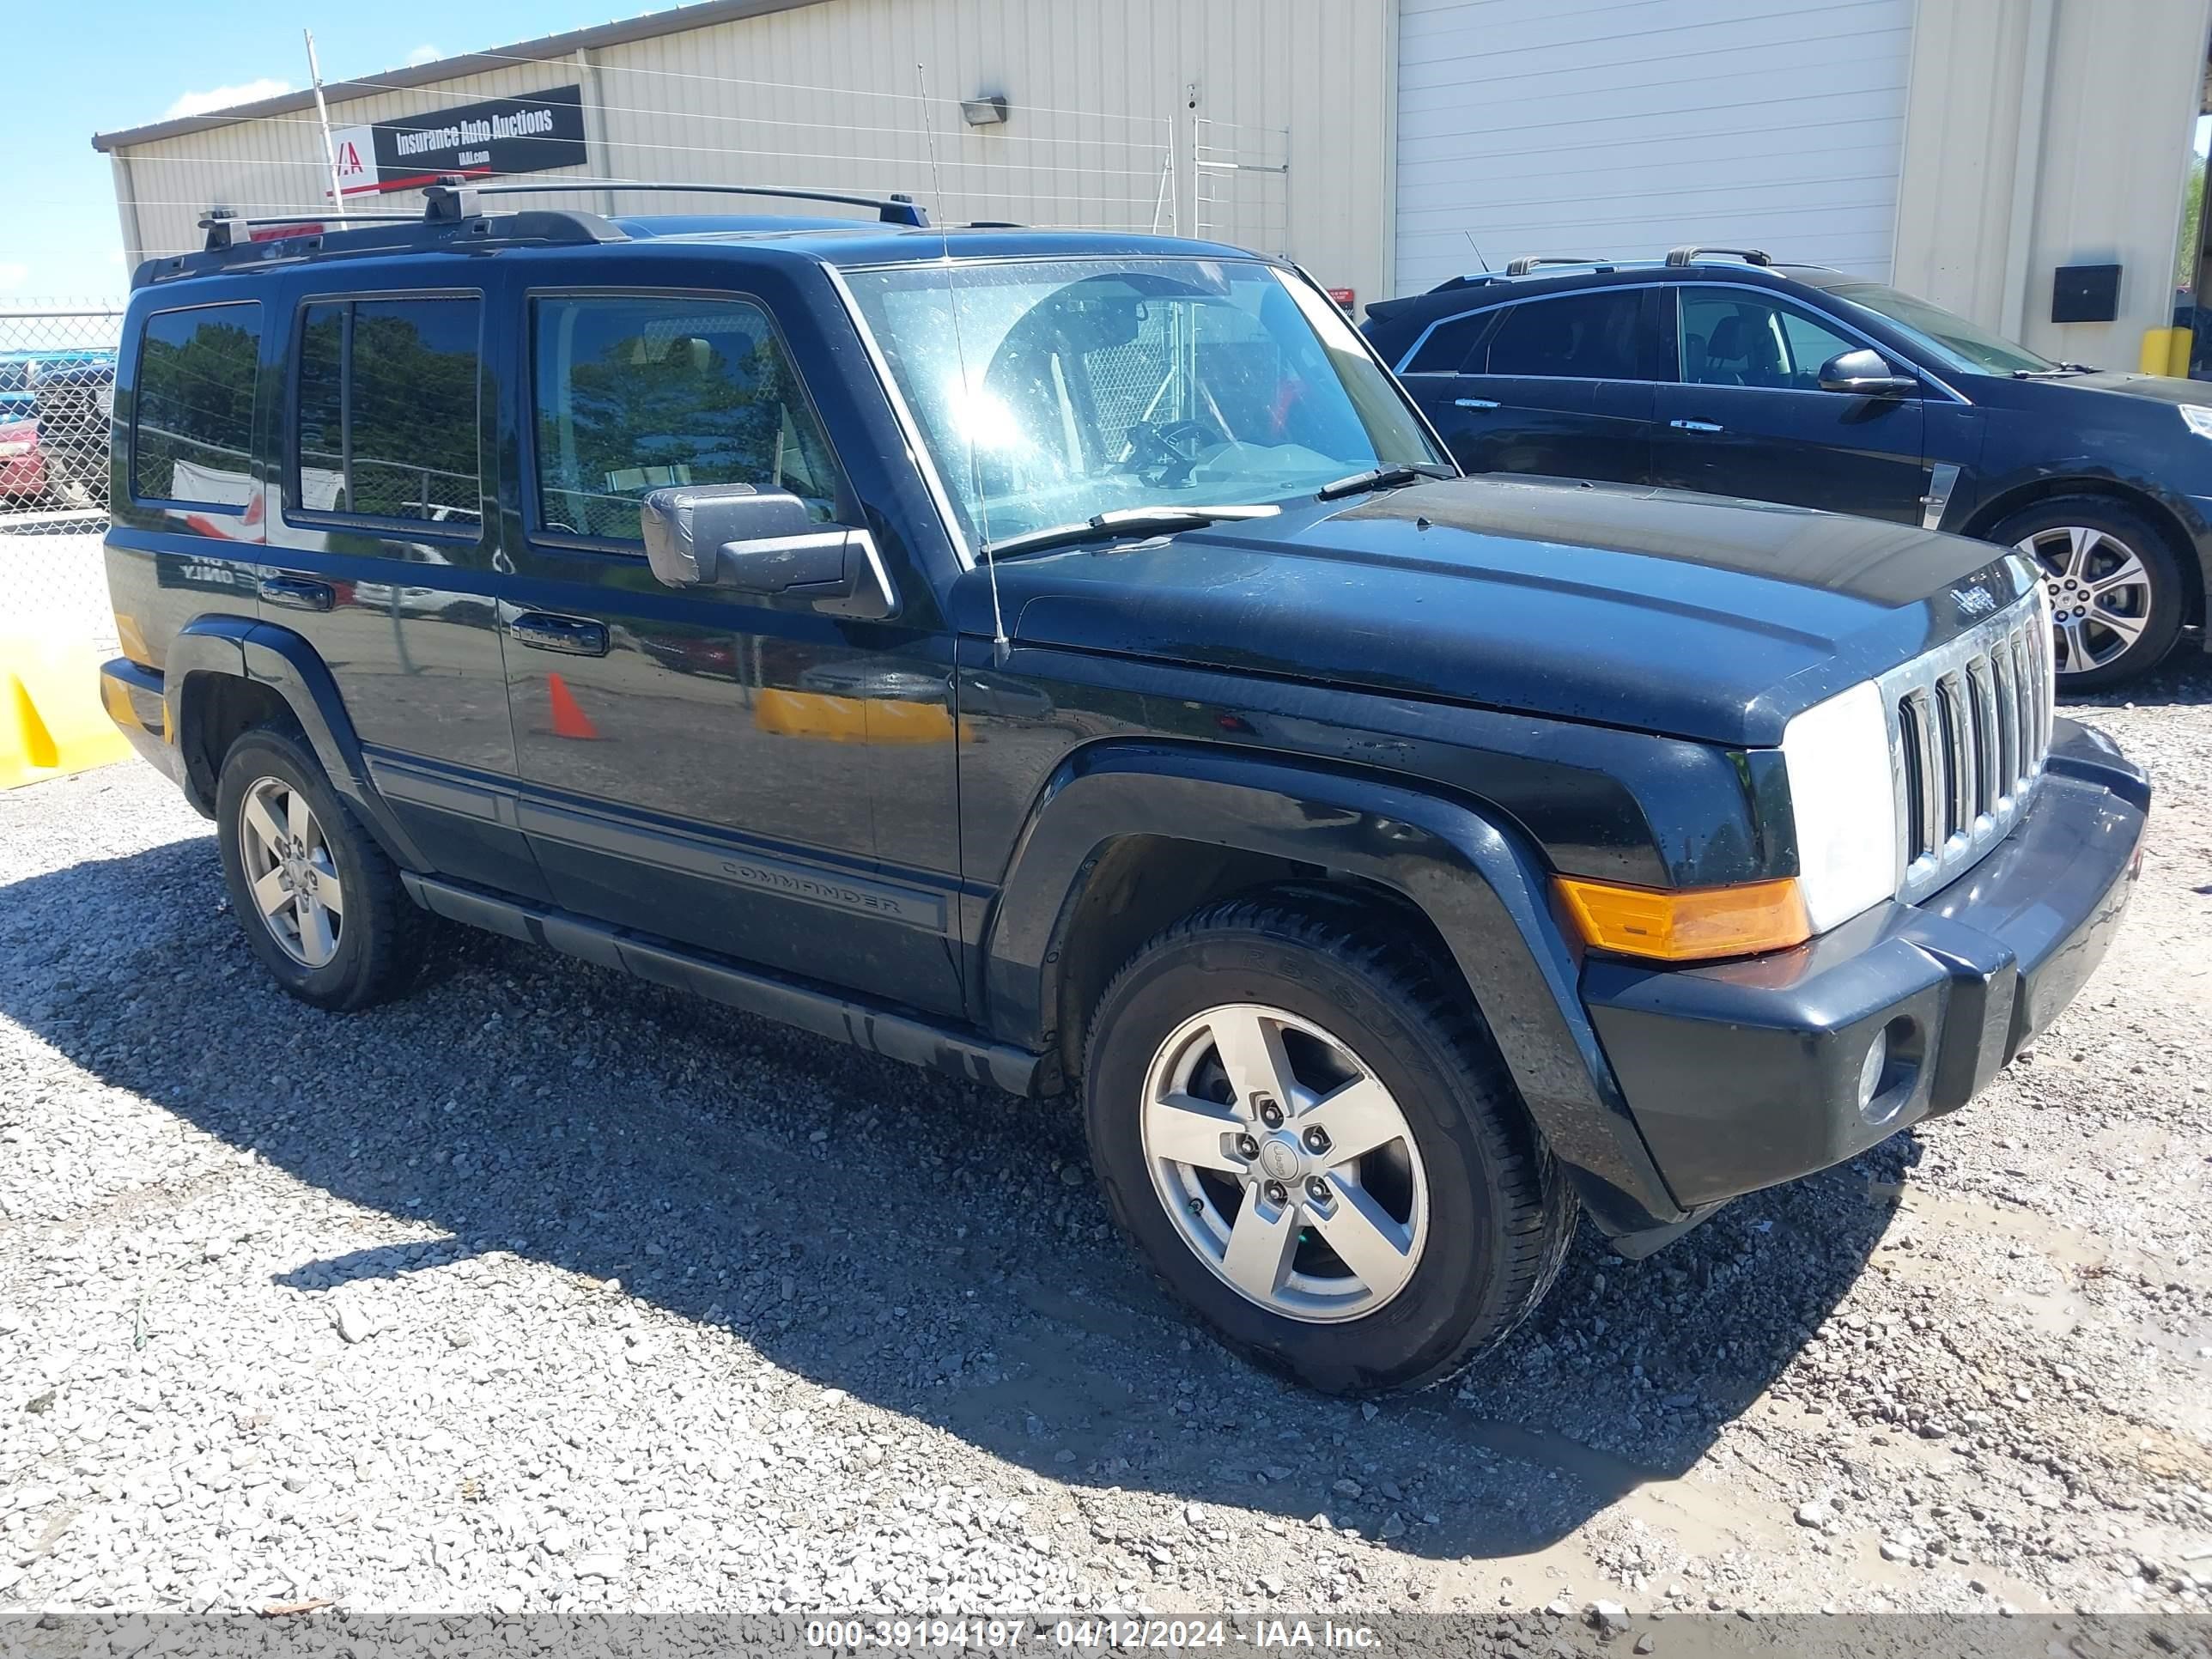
[1555,875,1812,963]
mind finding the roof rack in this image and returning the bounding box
[155,175,931,285]
[427,179,929,228]
[1502,255,1619,276]
[1664,245,1771,268]
[198,209,416,252]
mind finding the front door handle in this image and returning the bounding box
[1668,418,1724,434]
[1454,398,1503,410]
[259,574,334,612]
[508,611,611,656]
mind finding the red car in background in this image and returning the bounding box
[0,417,47,503]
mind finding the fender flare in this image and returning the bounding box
[984,741,1684,1233]
[166,615,429,869]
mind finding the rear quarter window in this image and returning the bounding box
[131,303,262,507]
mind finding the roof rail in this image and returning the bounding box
[151,195,627,287]
[1664,245,1771,268]
[1503,255,1619,277]
[428,179,930,228]
[198,207,416,252]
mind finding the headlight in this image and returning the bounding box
[0,440,33,458]
[2180,405,2212,440]
[1781,680,1899,933]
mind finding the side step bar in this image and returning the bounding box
[400,872,1048,1099]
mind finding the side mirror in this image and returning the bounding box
[1819,348,1918,398]
[639,484,897,621]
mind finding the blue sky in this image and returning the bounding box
[5,0,642,298]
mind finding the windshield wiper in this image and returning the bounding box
[982,504,1280,559]
[2013,362,2099,378]
[1316,462,1456,501]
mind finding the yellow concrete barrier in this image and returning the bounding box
[0,637,134,790]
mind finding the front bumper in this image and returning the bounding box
[1583,719,2148,1211]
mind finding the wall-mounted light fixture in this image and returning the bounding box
[960,94,1011,127]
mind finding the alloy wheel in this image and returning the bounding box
[238,776,345,969]
[2014,525,2154,676]
[1139,1003,1429,1322]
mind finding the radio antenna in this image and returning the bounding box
[917,61,1008,659]
[1462,230,1491,273]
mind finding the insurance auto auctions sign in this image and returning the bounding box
[330,85,587,197]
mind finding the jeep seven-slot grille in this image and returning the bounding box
[1881,586,2054,903]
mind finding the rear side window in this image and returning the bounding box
[1477,291,1643,380]
[131,302,262,506]
[293,296,481,525]
[1401,310,1495,374]
[531,295,843,543]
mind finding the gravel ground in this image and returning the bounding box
[0,649,2207,1627]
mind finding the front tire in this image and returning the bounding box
[1987,497,2187,690]
[215,725,425,1011]
[1083,895,1575,1395]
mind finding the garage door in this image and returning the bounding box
[1394,0,1915,296]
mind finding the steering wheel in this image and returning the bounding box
[1121,417,1223,487]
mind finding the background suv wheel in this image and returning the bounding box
[1988,496,2188,689]
[215,725,425,1011]
[1083,892,1575,1395]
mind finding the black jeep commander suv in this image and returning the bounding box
[1363,246,2212,690]
[100,185,2148,1393]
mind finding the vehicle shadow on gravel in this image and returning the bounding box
[0,835,1916,1562]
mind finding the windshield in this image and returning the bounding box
[1824,283,2059,376]
[842,258,1445,554]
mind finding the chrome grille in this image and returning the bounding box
[1881,585,2054,902]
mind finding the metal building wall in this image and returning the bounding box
[1892,0,2212,368]
[108,0,1393,307]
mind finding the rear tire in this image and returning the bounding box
[1082,894,1575,1395]
[1985,497,2187,690]
[215,725,425,1011]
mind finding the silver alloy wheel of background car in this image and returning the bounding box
[1139,1003,1430,1322]
[238,775,345,969]
[2015,525,2154,675]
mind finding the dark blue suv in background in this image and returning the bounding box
[1363,248,2212,690]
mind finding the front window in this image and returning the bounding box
[531,295,843,543]
[841,258,1443,554]
[1678,288,1861,389]
[1824,283,2058,376]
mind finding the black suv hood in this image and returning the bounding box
[957,477,2025,748]
[2036,369,2209,407]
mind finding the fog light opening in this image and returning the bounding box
[1856,1030,1887,1112]
[1857,1015,1923,1127]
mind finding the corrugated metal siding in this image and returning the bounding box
[1891,0,2210,369]
[1393,0,1915,295]
[112,0,1391,305]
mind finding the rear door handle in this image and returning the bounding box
[1454,398,1502,410]
[259,574,334,612]
[508,611,611,656]
[1668,418,1724,433]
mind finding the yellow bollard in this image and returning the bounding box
[0,637,134,789]
[2141,326,2190,376]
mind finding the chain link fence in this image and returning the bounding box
[1,301,124,648]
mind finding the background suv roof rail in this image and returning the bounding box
[1664,245,1772,267]
[428,178,931,227]
[1502,255,1619,276]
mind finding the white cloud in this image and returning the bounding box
[164,77,295,119]
[0,262,28,292]
[404,44,442,66]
